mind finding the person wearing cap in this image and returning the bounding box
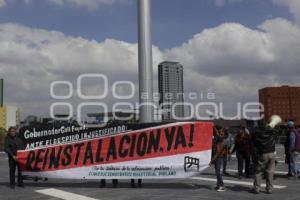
[287,121,300,180]
[251,115,281,194]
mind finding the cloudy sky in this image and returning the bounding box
[0,0,300,119]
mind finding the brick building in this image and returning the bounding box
[259,86,300,125]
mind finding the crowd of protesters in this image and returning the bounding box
[3,126,143,189]
[3,115,300,193]
[210,115,300,194]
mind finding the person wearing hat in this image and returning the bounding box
[287,121,300,180]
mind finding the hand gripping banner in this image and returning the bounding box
[17,121,213,179]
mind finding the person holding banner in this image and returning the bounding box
[131,179,142,188]
[4,127,24,189]
[210,126,226,192]
[100,179,118,188]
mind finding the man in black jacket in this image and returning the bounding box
[251,115,281,194]
[4,127,24,189]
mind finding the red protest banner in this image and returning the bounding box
[17,122,212,176]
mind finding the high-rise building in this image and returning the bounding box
[259,85,300,124]
[0,106,21,130]
[158,61,184,121]
[0,79,20,130]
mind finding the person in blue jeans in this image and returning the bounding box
[210,127,226,192]
[287,121,300,179]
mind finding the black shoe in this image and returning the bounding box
[10,185,15,189]
[17,183,24,188]
[250,189,259,194]
[223,172,230,176]
[238,176,243,179]
[214,186,219,190]
[131,184,136,188]
[266,190,273,194]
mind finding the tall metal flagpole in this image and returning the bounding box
[138,0,153,123]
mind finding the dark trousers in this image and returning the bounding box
[223,155,228,173]
[237,152,250,177]
[8,157,23,185]
[288,163,292,175]
[100,179,118,187]
[131,179,142,187]
[214,157,224,187]
[286,154,292,175]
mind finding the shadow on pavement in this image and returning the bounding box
[0,181,209,190]
[226,185,251,192]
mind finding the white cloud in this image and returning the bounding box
[0,0,130,10]
[47,0,131,10]
[214,0,242,7]
[1,15,300,117]
[166,18,300,78]
[0,0,6,7]
[215,0,226,7]
[0,0,32,8]
[0,23,163,116]
[165,17,300,108]
[273,0,300,23]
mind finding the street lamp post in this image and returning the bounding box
[138,0,154,123]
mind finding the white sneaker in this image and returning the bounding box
[217,187,226,192]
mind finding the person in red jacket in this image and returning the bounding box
[231,127,252,179]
